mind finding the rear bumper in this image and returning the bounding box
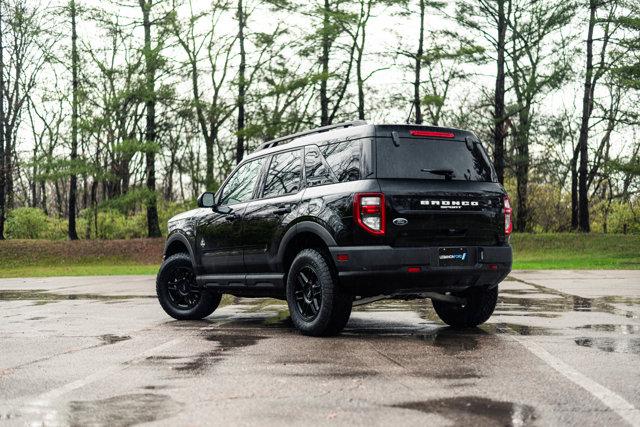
[328,245,512,296]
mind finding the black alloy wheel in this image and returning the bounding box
[293,266,323,321]
[286,248,352,336]
[156,253,222,320]
[165,266,201,310]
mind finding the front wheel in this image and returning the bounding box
[432,286,498,328]
[156,253,222,320]
[286,249,352,336]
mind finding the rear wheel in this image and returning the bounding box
[286,249,352,336]
[432,286,498,328]
[156,253,222,320]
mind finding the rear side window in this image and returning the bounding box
[262,149,303,198]
[375,137,493,182]
[320,140,361,182]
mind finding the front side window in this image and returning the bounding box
[262,149,303,198]
[218,158,265,206]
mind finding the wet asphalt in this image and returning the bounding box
[0,271,639,426]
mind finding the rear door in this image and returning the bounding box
[374,129,505,248]
[243,148,304,274]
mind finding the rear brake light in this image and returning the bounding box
[409,130,455,138]
[503,196,513,236]
[354,193,385,235]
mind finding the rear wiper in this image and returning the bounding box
[421,168,455,180]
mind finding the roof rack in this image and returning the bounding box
[256,120,367,152]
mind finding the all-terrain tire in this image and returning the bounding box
[432,286,498,328]
[286,248,352,336]
[156,253,222,320]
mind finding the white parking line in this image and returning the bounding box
[27,318,237,405]
[511,335,640,426]
[33,338,183,403]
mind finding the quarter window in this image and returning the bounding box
[218,158,265,206]
[304,145,334,187]
[262,149,303,198]
[320,140,361,182]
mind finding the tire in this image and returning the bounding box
[156,253,222,320]
[286,248,352,336]
[432,286,498,328]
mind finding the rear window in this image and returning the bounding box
[375,137,494,182]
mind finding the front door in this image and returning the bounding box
[196,157,266,275]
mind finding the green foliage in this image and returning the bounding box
[98,187,156,212]
[591,200,640,234]
[5,208,67,240]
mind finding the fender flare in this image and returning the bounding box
[276,221,337,268]
[164,232,196,268]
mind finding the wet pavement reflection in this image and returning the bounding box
[0,273,639,425]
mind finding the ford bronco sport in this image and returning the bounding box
[156,121,513,336]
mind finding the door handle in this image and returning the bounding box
[225,213,239,221]
[273,205,292,215]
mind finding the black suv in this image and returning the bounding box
[156,121,513,336]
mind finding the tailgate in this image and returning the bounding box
[378,179,505,247]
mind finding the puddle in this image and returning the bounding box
[147,332,265,374]
[574,337,640,355]
[391,396,535,425]
[0,290,152,305]
[414,328,485,353]
[575,324,640,334]
[503,279,640,318]
[99,334,131,345]
[68,393,181,426]
[140,385,171,390]
[483,323,558,336]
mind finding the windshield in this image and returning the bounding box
[375,136,495,182]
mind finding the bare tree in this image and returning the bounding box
[138,0,162,237]
[0,0,5,239]
[68,0,80,239]
[576,0,620,232]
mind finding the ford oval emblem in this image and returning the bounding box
[393,218,408,226]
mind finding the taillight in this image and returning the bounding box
[503,196,513,235]
[354,193,385,235]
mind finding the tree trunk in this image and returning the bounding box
[0,3,5,240]
[31,145,37,207]
[413,0,425,124]
[68,0,79,240]
[140,0,161,238]
[577,0,596,233]
[570,143,579,230]
[355,0,369,120]
[492,0,507,184]
[514,112,530,232]
[236,0,246,164]
[320,0,331,126]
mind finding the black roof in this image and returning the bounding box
[245,121,478,161]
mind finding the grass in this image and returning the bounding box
[0,238,163,278]
[510,233,640,270]
[0,233,637,278]
[0,263,159,278]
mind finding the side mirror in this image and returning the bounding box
[197,191,216,208]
